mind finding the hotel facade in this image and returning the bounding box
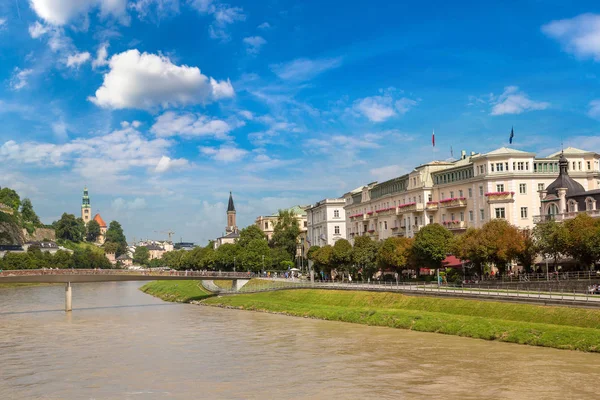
[344,147,600,243]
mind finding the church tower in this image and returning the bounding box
[226,192,237,233]
[81,187,91,224]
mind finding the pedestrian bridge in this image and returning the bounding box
[0,269,254,311]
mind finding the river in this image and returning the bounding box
[1,282,599,399]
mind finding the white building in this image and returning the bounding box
[306,198,347,247]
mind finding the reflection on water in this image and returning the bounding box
[1,282,599,399]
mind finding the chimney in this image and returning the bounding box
[461,150,466,160]
[470,151,476,156]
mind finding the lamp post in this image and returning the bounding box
[262,255,265,273]
[234,256,236,272]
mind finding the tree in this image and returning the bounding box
[452,228,488,276]
[516,230,538,273]
[352,236,379,281]
[162,249,188,270]
[105,220,127,256]
[478,219,525,274]
[270,246,291,270]
[55,213,84,242]
[312,245,333,274]
[563,213,600,269]
[332,239,353,278]
[239,238,271,272]
[103,242,119,254]
[133,246,150,265]
[533,220,568,271]
[216,243,241,270]
[270,209,301,261]
[377,237,413,272]
[412,224,453,270]
[86,220,101,242]
[20,198,41,226]
[237,225,266,248]
[0,187,21,212]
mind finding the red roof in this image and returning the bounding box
[93,213,107,228]
[441,255,467,268]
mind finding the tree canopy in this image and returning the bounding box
[377,237,413,271]
[237,225,266,248]
[105,221,127,256]
[270,209,301,261]
[20,198,41,226]
[55,213,85,242]
[133,246,150,265]
[0,188,21,212]
[412,224,453,269]
[86,219,101,242]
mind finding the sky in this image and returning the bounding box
[1,0,600,245]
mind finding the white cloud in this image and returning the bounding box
[588,100,600,119]
[542,13,600,61]
[10,68,34,90]
[29,0,129,26]
[200,145,248,162]
[130,0,180,22]
[353,93,418,122]
[92,42,109,69]
[370,165,406,181]
[52,120,69,140]
[0,18,6,29]
[270,57,342,81]
[238,110,253,120]
[257,22,270,30]
[490,86,550,116]
[66,51,91,68]
[189,0,245,41]
[112,197,147,210]
[151,111,233,139]
[88,49,234,110]
[155,155,188,173]
[243,36,267,54]
[28,21,50,38]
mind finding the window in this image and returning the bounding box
[265,222,268,229]
[429,216,434,224]
[441,192,445,200]
[519,183,526,194]
[459,190,463,198]
[491,164,494,172]
[572,161,576,171]
[520,207,528,219]
[495,207,506,219]
[334,226,340,234]
[469,210,474,221]
[496,163,503,172]
[428,194,432,202]
[578,161,582,170]
[480,209,485,220]
[304,221,307,228]
[538,183,544,191]
[450,191,454,198]
[451,213,455,221]
[334,209,339,218]
[505,162,509,171]
[587,161,591,170]
[468,188,472,198]
[384,221,388,230]
[460,211,464,221]
[526,162,529,170]
[496,184,504,192]
[442,214,446,222]
[479,186,483,196]
[379,222,382,231]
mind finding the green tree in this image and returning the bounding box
[312,245,333,274]
[216,243,241,270]
[452,227,487,276]
[237,225,266,248]
[20,198,41,226]
[0,187,21,212]
[352,236,379,281]
[133,246,150,265]
[533,220,568,271]
[516,230,538,273]
[332,239,353,278]
[269,246,291,270]
[239,238,271,272]
[270,209,301,261]
[105,220,127,256]
[55,213,84,242]
[86,219,101,242]
[563,213,600,269]
[162,249,188,270]
[103,241,119,254]
[377,237,413,272]
[412,223,453,271]
[479,219,525,274]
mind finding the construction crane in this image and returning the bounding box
[154,230,175,242]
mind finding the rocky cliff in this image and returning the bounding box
[0,215,25,245]
[23,227,56,242]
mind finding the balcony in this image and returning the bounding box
[439,197,467,209]
[397,203,424,214]
[349,213,364,220]
[443,220,467,230]
[425,201,439,211]
[374,207,396,216]
[533,209,600,223]
[485,191,515,204]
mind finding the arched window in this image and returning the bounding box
[586,197,596,211]
[547,203,559,216]
[568,200,578,213]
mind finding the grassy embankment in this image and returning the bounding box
[0,283,58,288]
[140,280,214,303]
[57,239,105,255]
[202,289,600,352]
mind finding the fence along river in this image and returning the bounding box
[1,281,600,399]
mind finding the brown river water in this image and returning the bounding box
[1,281,599,399]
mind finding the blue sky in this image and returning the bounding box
[1,0,600,244]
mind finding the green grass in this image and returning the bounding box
[202,289,600,352]
[213,280,233,289]
[140,280,214,303]
[0,283,58,289]
[57,239,105,255]
[239,278,299,291]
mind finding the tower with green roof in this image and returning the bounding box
[81,187,91,224]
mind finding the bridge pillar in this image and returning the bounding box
[65,282,72,312]
[231,279,250,291]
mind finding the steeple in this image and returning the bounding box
[545,152,585,197]
[227,191,235,212]
[81,187,91,224]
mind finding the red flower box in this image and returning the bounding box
[484,191,515,197]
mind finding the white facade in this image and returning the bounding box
[306,198,347,247]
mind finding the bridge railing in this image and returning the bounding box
[0,269,255,279]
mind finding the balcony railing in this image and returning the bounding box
[439,198,467,208]
[425,202,439,211]
[443,220,466,230]
[534,209,600,223]
[485,191,515,203]
[397,203,424,213]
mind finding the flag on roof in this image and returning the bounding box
[509,127,514,144]
[432,129,435,147]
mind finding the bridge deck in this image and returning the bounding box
[0,270,254,284]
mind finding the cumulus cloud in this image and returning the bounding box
[112,197,147,210]
[189,0,245,41]
[588,100,600,119]
[52,120,69,140]
[92,42,109,69]
[88,49,234,110]
[130,0,180,23]
[257,22,271,30]
[66,51,91,68]
[28,21,50,38]
[200,145,248,162]
[151,111,233,139]
[29,0,128,26]
[353,92,418,122]
[542,13,600,61]
[0,18,6,29]
[271,56,342,81]
[370,165,406,181]
[243,36,267,54]
[155,155,188,173]
[490,86,549,116]
[10,68,34,90]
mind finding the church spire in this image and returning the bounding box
[227,191,235,212]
